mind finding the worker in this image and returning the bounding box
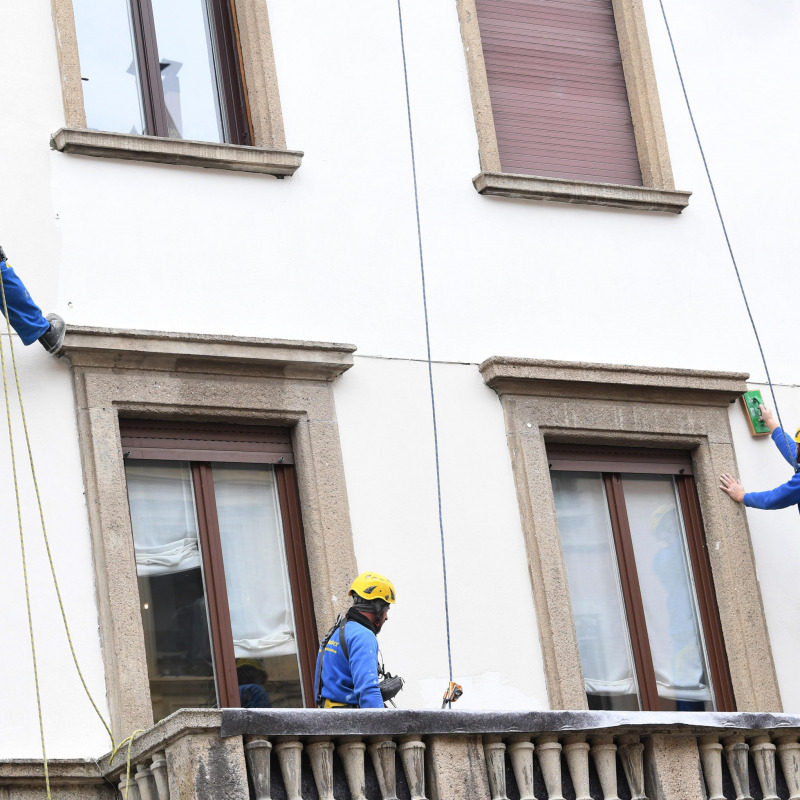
[314,571,396,709]
[236,658,271,709]
[0,244,65,355]
[719,404,800,513]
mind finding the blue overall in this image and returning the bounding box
[744,427,800,514]
[315,619,384,708]
[0,259,50,345]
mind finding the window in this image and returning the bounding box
[72,0,250,144]
[548,444,734,712]
[120,419,318,722]
[457,0,691,211]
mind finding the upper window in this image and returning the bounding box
[475,0,641,185]
[120,419,317,722]
[548,444,734,712]
[72,0,250,144]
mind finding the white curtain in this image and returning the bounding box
[552,472,639,698]
[552,471,712,704]
[126,462,202,577]
[623,475,711,702]
[213,464,299,660]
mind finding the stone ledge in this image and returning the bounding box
[473,171,691,213]
[51,128,303,177]
[61,325,356,380]
[219,708,800,739]
[480,356,748,406]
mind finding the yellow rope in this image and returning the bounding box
[0,265,141,797]
[0,267,51,798]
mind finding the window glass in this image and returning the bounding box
[622,475,715,711]
[126,460,217,722]
[212,464,304,708]
[73,0,145,134]
[150,0,224,141]
[551,471,640,710]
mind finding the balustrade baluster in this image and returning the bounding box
[150,751,169,800]
[776,735,800,800]
[750,734,778,800]
[484,735,510,800]
[370,736,400,800]
[338,737,368,800]
[275,738,304,800]
[724,734,753,800]
[617,735,646,800]
[535,735,565,800]
[563,735,591,800]
[307,739,335,800]
[398,735,428,800]
[134,761,157,800]
[508,735,537,800]
[245,737,273,800]
[590,736,620,800]
[698,736,725,800]
[119,774,141,800]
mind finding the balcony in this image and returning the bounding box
[3,709,800,799]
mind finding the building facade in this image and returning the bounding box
[1,0,800,797]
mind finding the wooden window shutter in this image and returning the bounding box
[475,0,644,186]
[119,419,294,463]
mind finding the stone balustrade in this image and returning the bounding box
[4,710,800,799]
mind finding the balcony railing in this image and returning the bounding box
[3,709,800,799]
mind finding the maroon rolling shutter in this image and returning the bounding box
[475,0,643,186]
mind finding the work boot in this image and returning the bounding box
[38,313,66,356]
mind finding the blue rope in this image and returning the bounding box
[396,0,455,688]
[657,0,797,471]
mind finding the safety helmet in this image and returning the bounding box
[794,427,800,444]
[349,571,396,604]
[236,658,267,675]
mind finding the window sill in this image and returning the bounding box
[51,128,303,177]
[473,171,691,214]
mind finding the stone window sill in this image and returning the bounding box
[473,171,691,213]
[51,128,303,177]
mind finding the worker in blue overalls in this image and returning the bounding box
[720,404,800,512]
[314,571,396,709]
[0,244,65,355]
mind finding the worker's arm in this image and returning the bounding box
[759,406,799,468]
[743,472,800,510]
[346,626,384,709]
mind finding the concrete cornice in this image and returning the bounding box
[480,356,748,406]
[61,326,356,381]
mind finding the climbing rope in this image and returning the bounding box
[0,266,138,798]
[395,0,456,696]
[657,0,798,470]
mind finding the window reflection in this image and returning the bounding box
[150,0,224,141]
[73,0,145,134]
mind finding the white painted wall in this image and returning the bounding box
[0,0,799,757]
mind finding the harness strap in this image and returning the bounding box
[315,614,349,707]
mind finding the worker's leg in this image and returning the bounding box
[0,259,50,345]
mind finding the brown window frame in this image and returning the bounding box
[120,419,318,709]
[128,0,252,144]
[547,443,735,712]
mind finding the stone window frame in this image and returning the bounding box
[49,0,303,176]
[62,326,358,738]
[456,0,692,213]
[480,356,781,711]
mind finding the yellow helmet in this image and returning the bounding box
[349,571,396,604]
[794,427,800,444]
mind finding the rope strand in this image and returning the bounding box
[656,0,797,469]
[396,0,455,691]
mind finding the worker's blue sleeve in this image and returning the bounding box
[744,472,800,511]
[345,624,384,709]
[0,259,50,345]
[770,427,799,469]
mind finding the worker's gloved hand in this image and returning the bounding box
[0,244,7,263]
[758,404,777,432]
